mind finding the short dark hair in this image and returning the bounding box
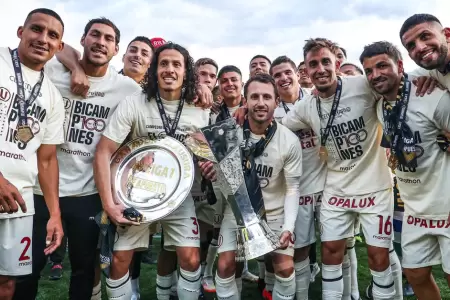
[340,62,364,75]
[195,58,218,73]
[25,8,64,31]
[339,47,347,58]
[270,55,297,75]
[127,36,152,50]
[218,65,242,80]
[143,42,197,104]
[298,61,305,69]
[250,54,271,66]
[244,73,278,100]
[303,38,339,59]
[359,41,403,65]
[400,14,442,39]
[83,17,120,45]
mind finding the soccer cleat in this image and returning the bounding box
[141,248,157,264]
[49,263,63,280]
[242,269,259,283]
[310,262,321,283]
[262,288,273,300]
[201,276,216,293]
[355,235,363,243]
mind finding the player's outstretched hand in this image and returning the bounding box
[233,107,247,126]
[278,230,292,250]
[106,203,140,227]
[44,216,64,255]
[413,76,444,97]
[0,173,26,214]
[198,161,216,182]
[194,83,213,109]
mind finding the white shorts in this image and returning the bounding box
[320,188,393,248]
[218,204,294,256]
[194,195,224,228]
[114,197,200,252]
[0,216,33,276]
[401,215,450,273]
[354,214,361,236]
[294,193,320,248]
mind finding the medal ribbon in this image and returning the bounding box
[10,48,44,129]
[382,74,416,168]
[155,91,185,137]
[316,77,343,148]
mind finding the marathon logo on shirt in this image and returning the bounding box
[406,215,450,228]
[255,163,273,188]
[327,195,375,208]
[5,92,47,150]
[330,116,367,160]
[396,131,423,173]
[66,99,110,145]
[295,129,317,150]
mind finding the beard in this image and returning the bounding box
[418,43,448,70]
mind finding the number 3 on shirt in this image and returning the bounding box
[19,237,31,261]
[191,217,199,235]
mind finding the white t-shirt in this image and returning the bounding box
[103,92,210,197]
[274,99,326,196]
[282,75,392,196]
[34,58,141,197]
[0,48,65,218]
[376,82,450,219]
[244,124,303,217]
[410,67,450,90]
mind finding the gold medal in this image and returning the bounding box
[16,125,34,143]
[388,154,398,171]
[319,146,328,162]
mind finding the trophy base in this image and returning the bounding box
[236,220,280,261]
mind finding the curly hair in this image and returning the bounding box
[143,42,197,104]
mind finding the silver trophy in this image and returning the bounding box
[186,118,280,261]
[110,136,195,223]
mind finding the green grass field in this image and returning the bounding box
[36,237,450,300]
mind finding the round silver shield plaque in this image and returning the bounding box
[110,136,194,223]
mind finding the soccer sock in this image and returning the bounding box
[322,263,343,300]
[106,271,132,300]
[257,256,266,279]
[215,273,239,300]
[389,246,403,300]
[243,259,249,272]
[273,272,296,300]
[342,253,351,300]
[131,278,140,296]
[371,267,395,299]
[91,281,101,300]
[265,271,275,292]
[171,270,178,296]
[309,242,317,264]
[177,267,201,300]
[156,274,172,300]
[347,238,360,299]
[201,262,206,277]
[204,239,219,278]
[236,276,243,296]
[295,257,310,300]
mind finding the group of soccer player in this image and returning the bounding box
[1,6,450,300]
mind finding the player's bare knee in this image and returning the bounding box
[111,250,134,279]
[367,246,389,271]
[217,252,236,278]
[294,246,310,262]
[0,276,15,298]
[272,254,294,278]
[404,267,432,286]
[321,240,345,264]
[177,247,200,272]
